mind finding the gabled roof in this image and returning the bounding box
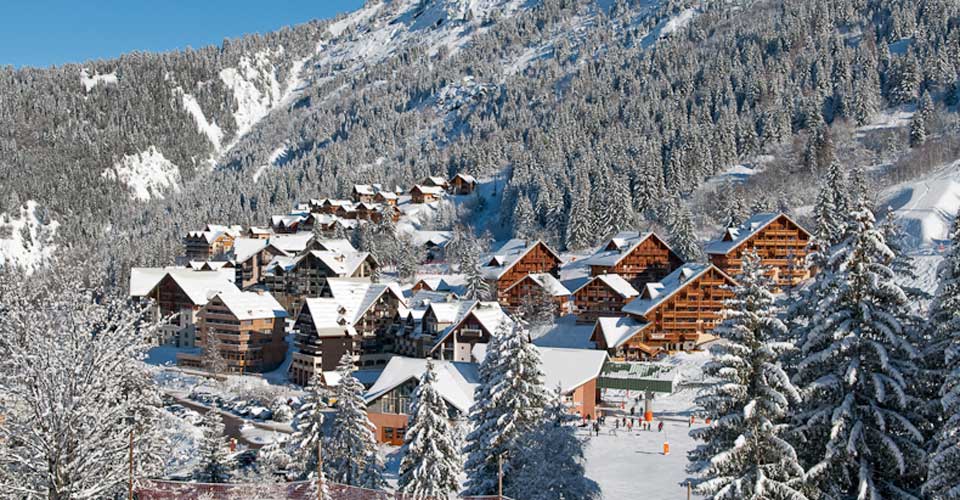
[426,299,477,324]
[188,260,232,271]
[471,344,608,395]
[482,239,562,280]
[593,316,650,349]
[296,250,371,277]
[364,357,480,414]
[506,272,571,297]
[232,238,269,263]
[130,267,237,306]
[186,229,232,244]
[213,288,287,320]
[622,263,733,317]
[324,278,405,324]
[353,184,377,196]
[705,212,807,256]
[429,302,513,353]
[410,185,445,195]
[267,232,314,255]
[422,176,449,187]
[574,274,639,298]
[375,191,398,200]
[300,298,359,337]
[312,238,358,254]
[582,231,676,267]
[452,173,477,184]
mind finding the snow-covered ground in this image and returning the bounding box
[79,68,118,91]
[884,159,960,248]
[102,146,182,201]
[0,200,59,272]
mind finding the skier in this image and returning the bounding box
[658,421,664,432]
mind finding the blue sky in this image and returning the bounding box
[0,1,365,68]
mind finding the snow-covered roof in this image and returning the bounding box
[429,302,513,353]
[263,255,297,276]
[506,272,571,297]
[575,274,639,298]
[271,214,306,228]
[471,344,608,395]
[705,212,802,256]
[353,184,377,196]
[406,230,452,248]
[296,250,370,277]
[364,357,480,414]
[232,238,269,263]
[423,176,449,186]
[426,299,477,324]
[482,239,561,280]
[129,267,237,306]
[411,184,445,195]
[312,238,358,254]
[453,173,477,184]
[582,231,670,267]
[247,226,271,235]
[593,316,650,349]
[188,260,232,271]
[320,278,405,325]
[267,232,314,255]
[213,288,287,320]
[301,298,359,336]
[622,263,720,317]
[186,229,231,244]
[375,191,398,200]
[205,224,242,237]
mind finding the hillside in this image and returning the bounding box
[2,0,960,277]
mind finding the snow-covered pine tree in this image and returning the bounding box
[462,246,490,301]
[359,450,387,491]
[792,208,925,498]
[670,200,703,262]
[194,410,232,483]
[508,388,601,500]
[910,90,933,148]
[463,322,547,496]
[325,354,382,487]
[565,175,594,251]
[201,329,228,377]
[517,283,557,327]
[688,251,806,499]
[0,265,168,498]
[398,361,462,499]
[279,374,328,480]
[512,193,536,240]
[923,214,960,499]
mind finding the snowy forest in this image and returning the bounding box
[3,0,960,498]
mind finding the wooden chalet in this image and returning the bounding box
[706,212,814,289]
[335,203,359,220]
[177,289,287,374]
[374,191,398,206]
[429,301,512,362]
[231,238,271,289]
[420,176,450,190]
[503,273,571,316]
[244,226,271,240]
[352,184,377,203]
[129,268,237,347]
[289,281,404,385]
[184,226,237,261]
[583,231,683,287]
[482,239,563,302]
[409,185,444,204]
[270,214,306,234]
[263,250,377,314]
[449,173,478,195]
[572,274,640,324]
[604,263,737,359]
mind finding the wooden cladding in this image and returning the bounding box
[709,215,813,289]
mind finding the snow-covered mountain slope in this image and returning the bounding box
[0,201,59,272]
[103,147,182,202]
[884,160,960,248]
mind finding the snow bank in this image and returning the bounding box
[103,146,182,201]
[884,160,960,247]
[0,200,59,272]
[253,145,291,183]
[79,68,118,92]
[660,7,696,36]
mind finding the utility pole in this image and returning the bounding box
[317,439,324,500]
[498,454,503,500]
[128,427,134,500]
[687,481,692,500]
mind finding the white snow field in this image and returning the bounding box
[102,146,182,201]
[884,159,960,248]
[0,200,59,272]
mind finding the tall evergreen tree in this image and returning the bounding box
[565,176,594,251]
[462,246,490,301]
[194,410,232,483]
[791,208,925,499]
[670,200,703,262]
[689,252,806,500]
[924,215,960,499]
[326,354,383,487]
[463,322,546,496]
[508,389,601,500]
[398,361,462,499]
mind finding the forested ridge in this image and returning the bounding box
[1,0,958,280]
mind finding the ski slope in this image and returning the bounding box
[884,159,960,248]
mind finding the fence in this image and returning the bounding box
[137,479,510,500]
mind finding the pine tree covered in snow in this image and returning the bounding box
[194,410,232,483]
[463,322,547,496]
[201,329,228,377]
[689,252,806,500]
[517,284,557,327]
[670,199,703,262]
[565,175,594,251]
[923,214,960,499]
[275,374,328,480]
[791,208,925,498]
[508,388,600,500]
[462,246,490,301]
[0,265,168,498]
[398,361,462,499]
[512,193,536,240]
[325,354,382,487]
